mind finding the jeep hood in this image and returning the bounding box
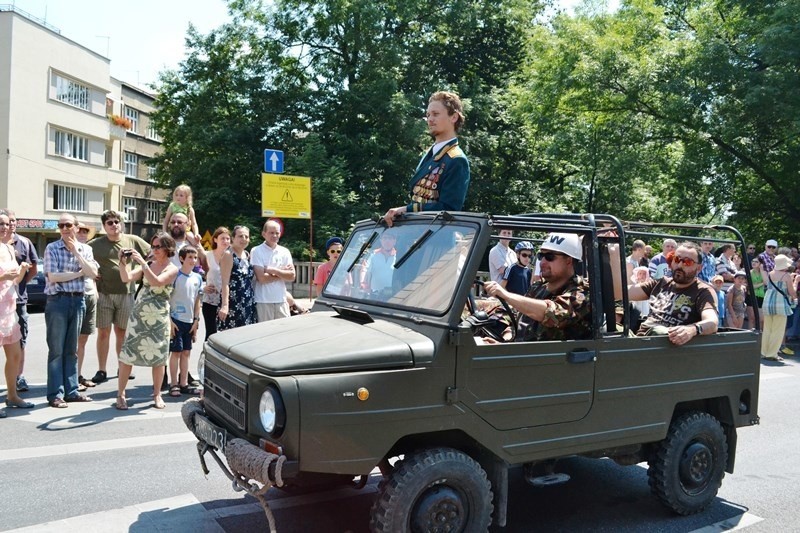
[206,311,435,375]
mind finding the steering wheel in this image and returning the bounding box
[466,280,517,342]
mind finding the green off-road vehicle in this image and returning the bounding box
[183,212,760,531]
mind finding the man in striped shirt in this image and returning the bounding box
[44,213,98,408]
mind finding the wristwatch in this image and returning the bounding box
[695,323,702,336]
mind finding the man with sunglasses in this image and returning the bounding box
[87,209,150,384]
[758,239,779,273]
[484,233,591,342]
[629,241,718,345]
[43,213,98,407]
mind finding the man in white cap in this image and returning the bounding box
[484,232,591,342]
[759,239,779,272]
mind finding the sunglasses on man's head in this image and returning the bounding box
[537,251,566,262]
[57,222,74,229]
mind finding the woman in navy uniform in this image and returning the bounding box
[383,91,470,226]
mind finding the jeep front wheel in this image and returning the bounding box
[369,447,493,532]
[648,411,728,515]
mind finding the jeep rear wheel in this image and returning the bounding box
[648,412,728,515]
[369,447,493,532]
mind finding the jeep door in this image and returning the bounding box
[456,337,596,430]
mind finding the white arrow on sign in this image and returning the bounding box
[269,152,280,172]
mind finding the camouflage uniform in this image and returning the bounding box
[516,274,592,341]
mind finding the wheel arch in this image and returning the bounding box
[671,398,737,473]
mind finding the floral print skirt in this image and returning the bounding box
[119,282,173,367]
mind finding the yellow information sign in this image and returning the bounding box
[261,173,312,219]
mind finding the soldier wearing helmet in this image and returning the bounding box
[501,241,535,296]
[484,233,591,342]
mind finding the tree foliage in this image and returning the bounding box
[152,0,800,252]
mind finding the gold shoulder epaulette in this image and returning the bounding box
[446,145,464,158]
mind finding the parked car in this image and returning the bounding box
[183,212,761,531]
[25,259,46,309]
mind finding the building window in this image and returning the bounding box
[54,129,89,161]
[125,107,139,133]
[53,74,90,111]
[53,184,86,212]
[146,201,160,224]
[124,152,138,178]
[123,197,137,213]
[147,122,161,142]
[147,162,157,179]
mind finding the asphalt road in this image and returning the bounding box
[1,310,799,532]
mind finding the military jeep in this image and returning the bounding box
[183,212,760,531]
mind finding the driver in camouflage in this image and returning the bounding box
[484,233,591,342]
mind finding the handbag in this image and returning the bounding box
[768,276,797,309]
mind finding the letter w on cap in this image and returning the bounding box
[549,236,565,244]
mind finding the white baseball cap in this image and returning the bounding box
[540,233,582,260]
[766,239,778,247]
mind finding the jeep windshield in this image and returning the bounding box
[322,221,477,314]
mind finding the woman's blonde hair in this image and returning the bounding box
[173,184,193,206]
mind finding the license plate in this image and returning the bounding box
[196,414,227,450]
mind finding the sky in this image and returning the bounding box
[8,0,617,91]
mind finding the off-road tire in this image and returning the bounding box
[648,411,728,515]
[369,447,493,532]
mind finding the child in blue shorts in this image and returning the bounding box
[169,246,203,396]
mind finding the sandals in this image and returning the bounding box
[65,394,93,403]
[153,396,166,409]
[169,385,182,398]
[91,370,108,384]
[180,385,200,395]
[49,398,68,409]
[79,375,96,388]
[115,396,128,410]
[762,355,785,362]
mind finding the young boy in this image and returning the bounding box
[501,241,534,296]
[169,246,203,396]
[725,271,747,329]
[711,275,726,328]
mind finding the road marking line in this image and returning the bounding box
[760,372,794,380]
[0,432,197,462]
[5,483,382,532]
[689,512,764,532]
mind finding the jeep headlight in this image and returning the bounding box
[259,387,285,434]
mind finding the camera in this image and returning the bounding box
[122,250,133,258]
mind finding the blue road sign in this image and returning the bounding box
[264,149,284,173]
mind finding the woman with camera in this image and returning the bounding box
[115,232,178,410]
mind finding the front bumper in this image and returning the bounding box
[181,398,296,487]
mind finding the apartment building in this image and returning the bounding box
[0,6,166,250]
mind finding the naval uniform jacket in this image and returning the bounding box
[407,138,470,213]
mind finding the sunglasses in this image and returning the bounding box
[151,244,164,250]
[668,253,696,267]
[78,228,90,233]
[105,220,121,226]
[537,251,566,262]
[329,249,341,254]
[767,245,776,249]
[57,222,74,229]
[519,253,532,258]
